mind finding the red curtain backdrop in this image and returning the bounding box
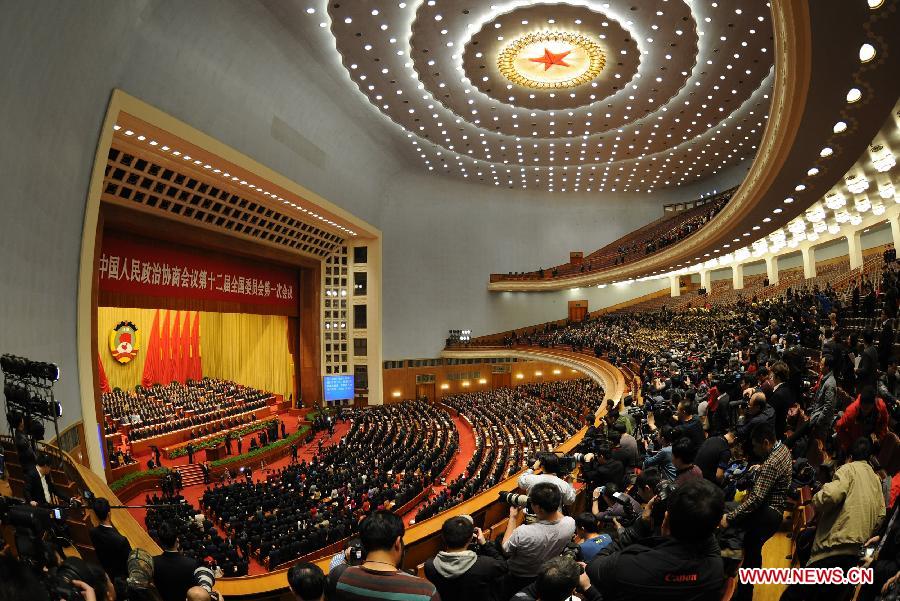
[141,309,161,388]
[97,354,111,394]
[190,311,202,380]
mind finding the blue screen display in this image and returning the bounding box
[323,374,355,401]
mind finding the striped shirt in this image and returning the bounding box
[727,441,792,522]
[335,565,441,601]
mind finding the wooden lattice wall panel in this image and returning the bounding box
[101,142,344,259]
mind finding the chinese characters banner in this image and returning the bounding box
[99,233,298,308]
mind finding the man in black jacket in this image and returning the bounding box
[582,444,625,490]
[153,521,200,601]
[857,329,879,392]
[586,478,725,601]
[24,452,69,507]
[424,515,507,601]
[89,497,132,584]
[879,309,894,371]
[768,361,794,439]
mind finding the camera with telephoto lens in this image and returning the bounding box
[194,565,222,601]
[498,491,530,508]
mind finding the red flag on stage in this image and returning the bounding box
[141,309,161,388]
[171,311,182,384]
[97,354,111,394]
[190,311,202,380]
[179,311,190,382]
[160,310,172,385]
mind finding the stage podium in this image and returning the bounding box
[205,445,225,462]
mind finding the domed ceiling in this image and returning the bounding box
[304,0,775,193]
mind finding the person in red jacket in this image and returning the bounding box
[836,386,889,453]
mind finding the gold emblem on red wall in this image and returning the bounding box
[109,321,140,364]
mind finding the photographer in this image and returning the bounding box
[89,497,132,587]
[786,354,837,450]
[423,515,507,600]
[502,482,576,595]
[736,392,774,443]
[642,426,676,481]
[591,484,641,525]
[672,400,705,451]
[720,424,791,601]
[581,444,625,490]
[517,454,576,507]
[781,437,885,601]
[585,479,725,600]
[511,556,601,601]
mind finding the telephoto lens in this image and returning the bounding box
[498,491,529,508]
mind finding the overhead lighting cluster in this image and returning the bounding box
[112,124,357,237]
[313,0,775,193]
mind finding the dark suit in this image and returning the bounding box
[153,551,199,601]
[857,344,879,392]
[23,466,67,506]
[768,383,793,439]
[89,524,132,581]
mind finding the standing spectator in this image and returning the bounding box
[152,521,200,601]
[857,329,879,392]
[334,510,439,600]
[787,355,836,449]
[780,438,885,600]
[186,443,194,465]
[879,309,895,371]
[768,361,794,439]
[424,516,507,601]
[89,497,132,585]
[721,424,792,601]
[835,387,890,453]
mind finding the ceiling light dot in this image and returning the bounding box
[859,43,876,62]
[847,88,862,103]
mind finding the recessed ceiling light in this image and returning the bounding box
[859,43,876,62]
[847,88,862,103]
[833,121,847,134]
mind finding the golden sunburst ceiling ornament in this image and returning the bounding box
[497,31,606,90]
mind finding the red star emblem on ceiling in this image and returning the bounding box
[528,48,572,71]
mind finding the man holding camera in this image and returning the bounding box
[511,556,602,601]
[424,515,507,601]
[153,521,200,601]
[517,454,576,507]
[502,482,576,596]
[586,479,725,600]
[720,424,791,601]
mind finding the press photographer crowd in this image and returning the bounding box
[5,268,900,601]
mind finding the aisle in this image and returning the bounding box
[402,415,476,524]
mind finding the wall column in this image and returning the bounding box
[699,269,711,292]
[889,212,900,249]
[800,244,817,279]
[847,230,863,270]
[765,255,779,286]
[669,275,681,297]
[732,263,744,290]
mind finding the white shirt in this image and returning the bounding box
[39,472,51,504]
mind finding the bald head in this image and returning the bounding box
[186,586,212,601]
[749,392,767,415]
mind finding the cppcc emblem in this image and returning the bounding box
[109,321,140,364]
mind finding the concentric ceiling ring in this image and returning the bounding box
[323,0,775,193]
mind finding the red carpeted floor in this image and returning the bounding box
[402,415,476,524]
[123,418,351,575]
